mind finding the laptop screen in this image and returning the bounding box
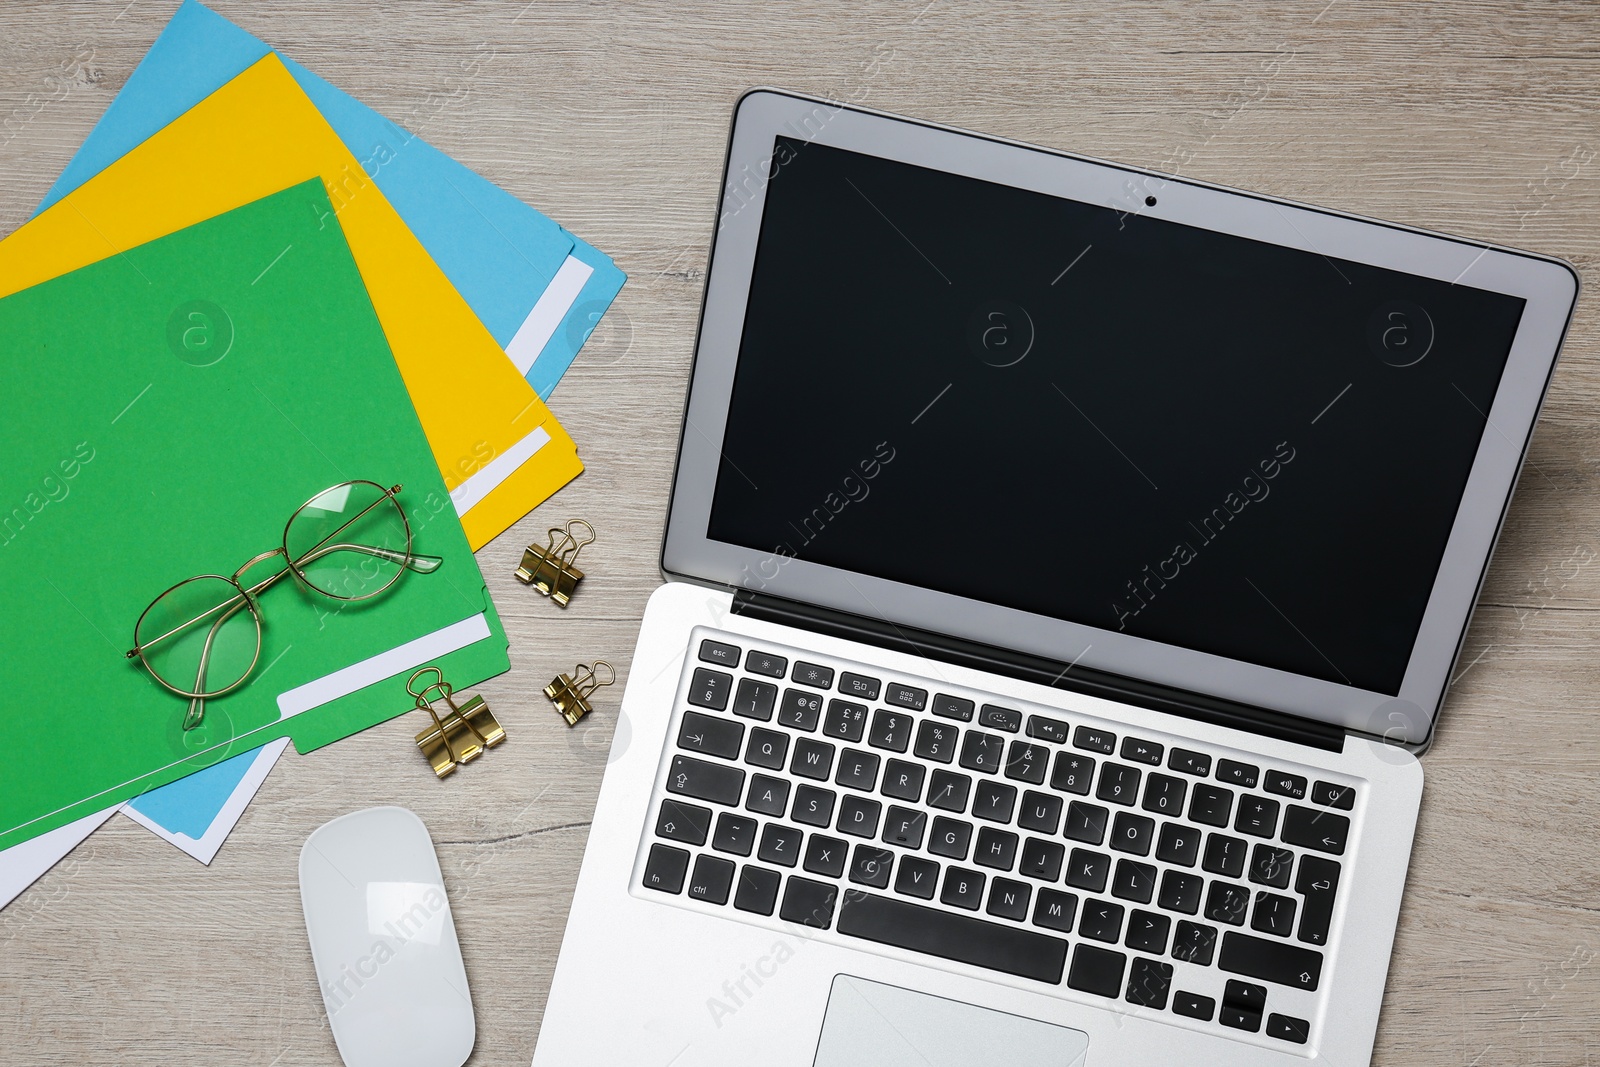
[707,135,1526,696]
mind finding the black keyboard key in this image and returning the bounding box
[1173,990,1216,1021]
[780,876,837,928]
[1249,845,1294,889]
[687,668,733,711]
[884,682,927,710]
[1282,805,1350,855]
[803,834,847,878]
[1027,715,1069,743]
[734,864,781,915]
[1155,822,1200,867]
[979,704,1022,732]
[931,693,975,720]
[1220,931,1324,991]
[960,730,1006,774]
[1158,870,1203,915]
[1018,790,1063,834]
[744,726,789,769]
[838,671,880,700]
[1018,837,1065,881]
[987,877,1032,921]
[941,867,986,910]
[1295,855,1341,946]
[834,748,880,791]
[655,800,711,846]
[1312,780,1357,809]
[973,780,1018,823]
[1224,979,1265,1013]
[837,794,882,838]
[791,661,834,689]
[1112,859,1156,904]
[975,827,1019,870]
[1267,1013,1311,1044]
[1050,752,1096,796]
[881,759,925,801]
[1141,773,1187,816]
[1167,747,1212,776]
[791,784,836,827]
[698,638,741,667]
[913,720,959,764]
[1221,1005,1262,1032]
[678,710,743,760]
[1264,770,1308,800]
[1190,783,1233,827]
[1125,956,1172,1009]
[1172,920,1218,965]
[1067,944,1126,998]
[744,649,787,677]
[688,854,735,904]
[895,855,939,899]
[1004,740,1049,785]
[838,890,1068,983]
[1206,881,1250,926]
[1066,848,1110,893]
[928,770,972,812]
[1064,801,1108,845]
[777,688,825,731]
[789,737,835,780]
[642,843,689,894]
[1252,891,1297,936]
[849,844,894,888]
[731,677,778,721]
[822,699,868,742]
[1234,795,1280,838]
[745,774,790,816]
[1079,900,1124,943]
[712,812,757,856]
[1097,763,1141,806]
[1110,812,1155,856]
[1120,736,1163,766]
[1216,759,1259,788]
[882,806,927,849]
[757,823,803,868]
[1033,888,1078,933]
[929,816,973,860]
[1074,725,1115,754]
[868,709,912,753]
[667,754,745,806]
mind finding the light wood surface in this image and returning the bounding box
[2,1,1598,1063]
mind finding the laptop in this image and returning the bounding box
[531,89,1578,1066]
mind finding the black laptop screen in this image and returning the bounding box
[706,136,1526,695]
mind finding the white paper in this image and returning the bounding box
[119,737,290,865]
[276,612,491,718]
[449,425,553,517]
[0,805,117,912]
[504,254,595,375]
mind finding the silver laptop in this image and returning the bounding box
[531,89,1577,1066]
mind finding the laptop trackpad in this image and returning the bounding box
[813,975,1089,1066]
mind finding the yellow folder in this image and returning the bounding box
[0,54,579,548]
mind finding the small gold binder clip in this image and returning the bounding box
[515,519,595,606]
[407,666,506,778]
[543,661,616,726]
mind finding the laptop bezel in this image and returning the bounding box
[661,87,1579,745]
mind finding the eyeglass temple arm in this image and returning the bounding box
[183,595,253,730]
[293,541,443,573]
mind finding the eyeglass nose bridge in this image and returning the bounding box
[232,548,289,598]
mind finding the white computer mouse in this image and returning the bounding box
[299,806,475,1067]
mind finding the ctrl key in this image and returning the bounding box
[642,844,690,894]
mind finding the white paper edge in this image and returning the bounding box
[449,425,553,516]
[276,612,491,719]
[118,737,291,865]
[0,805,117,912]
[504,254,594,375]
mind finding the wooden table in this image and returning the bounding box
[2,2,1596,1063]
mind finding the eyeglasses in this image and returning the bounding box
[127,480,441,730]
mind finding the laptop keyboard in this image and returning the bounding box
[634,629,1360,1046]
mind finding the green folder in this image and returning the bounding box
[0,180,509,850]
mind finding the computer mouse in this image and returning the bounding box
[299,806,475,1067]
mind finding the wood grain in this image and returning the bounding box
[2,1,1597,1063]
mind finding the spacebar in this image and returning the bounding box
[836,891,1068,984]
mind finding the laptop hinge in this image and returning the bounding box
[732,591,1345,753]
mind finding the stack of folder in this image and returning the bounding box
[0,2,624,904]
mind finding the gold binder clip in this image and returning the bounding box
[515,519,595,606]
[407,666,506,778]
[543,661,616,726]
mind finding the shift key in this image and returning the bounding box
[1219,931,1323,991]
[666,755,746,806]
